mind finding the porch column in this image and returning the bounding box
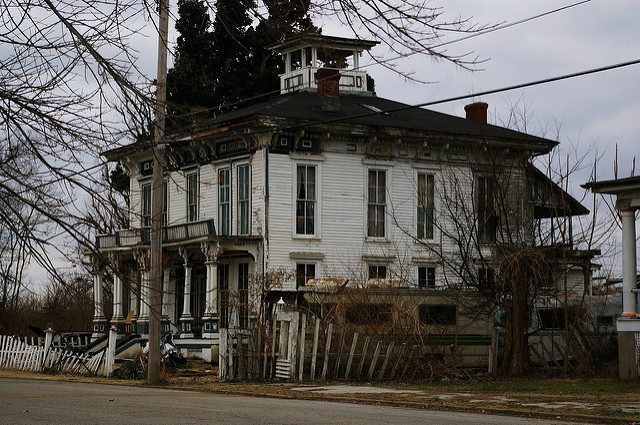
[91,263,106,340]
[179,247,194,338]
[130,268,139,331]
[109,254,125,334]
[201,242,220,338]
[135,250,150,336]
[161,268,172,333]
[621,209,638,317]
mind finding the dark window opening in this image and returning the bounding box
[368,265,387,280]
[418,266,436,288]
[346,304,392,325]
[296,263,316,287]
[477,176,498,242]
[238,263,249,328]
[419,304,457,325]
[219,264,230,328]
[296,165,316,235]
[478,267,495,290]
[538,308,567,330]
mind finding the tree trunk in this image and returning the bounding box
[500,278,529,376]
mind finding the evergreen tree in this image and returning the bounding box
[166,0,319,129]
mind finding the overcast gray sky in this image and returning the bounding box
[29,0,639,285]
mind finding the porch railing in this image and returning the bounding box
[96,219,216,249]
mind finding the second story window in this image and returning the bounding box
[477,176,498,242]
[367,169,386,238]
[417,173,434,239]
[162,180,168,225]
[219,168,230,235]
[186,171,199,222]
[141,183,151,227]
[237,164,250,235]
[296,165,316,235]
[142,181,168,227]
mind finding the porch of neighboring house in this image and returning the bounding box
[91,218,263,362]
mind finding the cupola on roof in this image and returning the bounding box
[269,34,379,95]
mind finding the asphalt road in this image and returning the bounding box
[0,378,586,425]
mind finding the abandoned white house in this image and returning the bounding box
[92,35,590,361]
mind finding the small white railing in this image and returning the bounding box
[280,67,368,94]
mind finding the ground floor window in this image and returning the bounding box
[368,264,387,280]
[238,263,249,328]
[419,304,457,325]
[418,266,436,288]
[219,264,230,328]
[296,263,316,287]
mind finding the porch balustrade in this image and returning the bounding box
[95,218,216,249]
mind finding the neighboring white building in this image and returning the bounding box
[93,35,589,360]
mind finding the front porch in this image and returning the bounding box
[91,219,263,361]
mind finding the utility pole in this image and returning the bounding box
[149,0,169,385]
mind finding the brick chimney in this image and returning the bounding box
[316,68,341,112]
[464,102,488,123]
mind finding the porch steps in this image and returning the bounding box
[275,358,291,379]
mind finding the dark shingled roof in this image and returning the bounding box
[192,90,557,149]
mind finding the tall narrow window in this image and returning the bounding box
[186,171,199,222]
[237,164,250,235]
[296,263,316,287]
[141,183,151,227]
[296,165,316,235]
[162,180,168,225]
[477,176,497,241]
[417,173,434,239]
[219,168,230,235]
[219,264,229,328]
[367,170,386,237]
[238,263,249,328]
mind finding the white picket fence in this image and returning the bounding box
[0,327,116,376]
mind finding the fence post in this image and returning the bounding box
[219,328,228,381]
[378,342,394,380]
[321,323,332,381]
[298,313,307,382]
[356,336,371,379]
[367,341,382,380]
[345,332,358,380]
[310,318,320,380]
[41,327,54,370]
[104,326,116,377]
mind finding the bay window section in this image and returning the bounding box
[237,164,250,235]
[367,169,386,238]
[186,171,200,222]
[296,165,316,235]
[417,173,434,239]
[219,168,230,235]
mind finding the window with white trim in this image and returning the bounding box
[417,173,434,239]
[367,169,386,237]
[162,180,168,225]
[186,171,199,222]
[477,176,497,242]
[219,168,230,235]
[141,183,151,227]
[237,164,250,235]
[296,263,316,287]
[142,181,168,227]
[296,165,316,235]
[418,266,436,288]
[368,264,387,280]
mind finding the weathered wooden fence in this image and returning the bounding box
[0,327,116,376]
[218,312,494,382]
